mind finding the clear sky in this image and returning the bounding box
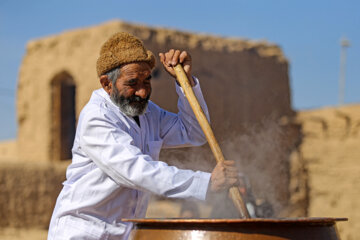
[0,0,359,140]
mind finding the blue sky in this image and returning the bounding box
[0,0,359,140]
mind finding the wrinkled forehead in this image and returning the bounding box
[120,62,152,77]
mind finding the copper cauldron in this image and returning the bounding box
[123,218,347,240]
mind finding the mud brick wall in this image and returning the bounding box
[0,161,66,228]
[293,105,360,240]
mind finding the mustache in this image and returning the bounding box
[125,94,150,104]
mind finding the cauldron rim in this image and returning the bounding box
[122,217,347,227]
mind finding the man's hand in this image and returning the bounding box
[209,160,239,193]
[159,49,195,86]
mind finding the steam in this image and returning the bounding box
[221,118,289,217]
[156,118,291,218]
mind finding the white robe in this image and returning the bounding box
[48,79,211,240]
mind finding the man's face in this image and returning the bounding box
[110,62,152,117]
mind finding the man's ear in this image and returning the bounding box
[100,75,112,95]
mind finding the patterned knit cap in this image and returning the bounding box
[96,32,155,77]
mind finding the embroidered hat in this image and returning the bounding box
[96,32,156,77]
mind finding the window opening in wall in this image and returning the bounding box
[51,72,76,160]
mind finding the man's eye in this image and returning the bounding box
[126,79,137,86]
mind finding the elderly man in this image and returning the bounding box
[48,32,238,240]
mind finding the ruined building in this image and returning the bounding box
[0,20,357,239]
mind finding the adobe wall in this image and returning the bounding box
[0,160,67,228]
[0,140,17,161]
[294,104,360,240]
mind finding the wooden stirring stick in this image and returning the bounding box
[173,64,250,219]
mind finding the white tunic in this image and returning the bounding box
[48,79,211,240]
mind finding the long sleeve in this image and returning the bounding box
[79,109,210,201]
[160,77,211,148]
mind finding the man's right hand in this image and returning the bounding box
[159,49,195,87]
[209,160,239,193]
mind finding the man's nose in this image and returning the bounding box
[135,87,148,99]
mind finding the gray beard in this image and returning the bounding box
[110,88,150,117]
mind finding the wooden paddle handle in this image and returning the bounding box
[173,64,250,219]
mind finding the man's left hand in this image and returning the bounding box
[159,49,195,86]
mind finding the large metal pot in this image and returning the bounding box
[123,218,347,240]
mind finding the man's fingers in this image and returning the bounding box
[179,51,189,63]
[163,49,190,66]
[218,162,238,174]
[165,49,175,66]
[211,159,243,193]
[159,49,192,81]
[171,50,181,66]
[224,160,236,166]
[225,166,238,172]
[225,170,239,178]
[224,160,238,174]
